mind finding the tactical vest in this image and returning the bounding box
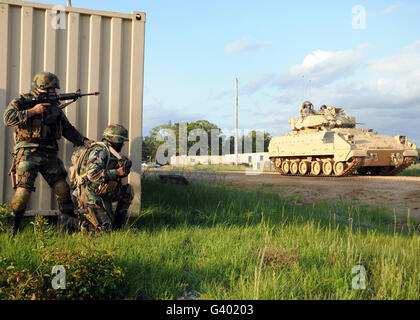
[78,143,120,196]
[15,93,63,143]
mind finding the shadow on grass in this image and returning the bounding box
[131,177,418,236]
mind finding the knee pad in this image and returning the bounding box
[11,188,32,211]
[54,179,75,215]
[53,179,71,203]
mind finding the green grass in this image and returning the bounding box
[1,177,419,300]
[164,162,420,176]
[400,164,420,177]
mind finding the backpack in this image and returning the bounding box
[69,142,110,190]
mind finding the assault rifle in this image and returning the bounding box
[18,89,100,110]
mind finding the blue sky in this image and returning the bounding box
[36,0,420,145]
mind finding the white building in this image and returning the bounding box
[170,153,272,170]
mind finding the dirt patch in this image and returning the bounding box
[259,247,299,268]
[153,170,420,222]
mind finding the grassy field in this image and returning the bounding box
[165,163,420,176]
[0,177,419,300]
[399,164,420,177]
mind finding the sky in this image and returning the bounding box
[34,0,420,145]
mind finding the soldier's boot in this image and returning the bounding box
[9,187,31,236]
[81,206,111,233]
[9,209,25,236]
[54,179,80,232]
[57,213,80,232]
[113,184,133,230]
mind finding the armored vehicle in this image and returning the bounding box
[268,107,418,176]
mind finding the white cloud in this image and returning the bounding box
[381,2,404,15]
[143,102,206,135]
[274,44,368,87]
[242,73,276,95]
[225,37,271,54]
[368,40,420,75]
[208,90,230,101]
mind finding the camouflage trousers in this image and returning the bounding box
[10,148,75,217]
[74,183,133,231]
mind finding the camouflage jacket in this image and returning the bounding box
[80,140,122,192]
[3,91,86,151]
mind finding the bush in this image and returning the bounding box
[0,216,126,300]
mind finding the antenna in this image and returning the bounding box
[235,77,239,166]
[302,75,305,101]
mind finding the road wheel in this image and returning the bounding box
[281,161,290,174]
[323,161,333,175]
[311,161,322,175]
[290,161,299,174]
[274,158,282,169]
[299,161,309,175]
[333,161,346,176]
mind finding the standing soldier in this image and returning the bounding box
[72,124,133,232]
[4,72,93,235]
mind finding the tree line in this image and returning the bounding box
[142,120,271,163]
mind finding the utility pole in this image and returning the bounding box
[235,77,239,166]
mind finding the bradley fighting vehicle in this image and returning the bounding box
[268,107,418,176]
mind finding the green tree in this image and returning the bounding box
[238,131,272,153]
[142,120,222,162]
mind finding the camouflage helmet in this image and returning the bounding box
[103,124,129,144]
[32,72,60,90]
[302,101,313,109]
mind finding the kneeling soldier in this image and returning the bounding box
[4,72,93,235]
[72,124,133,231]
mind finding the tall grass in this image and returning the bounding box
[0,177,418,300]
[400,164,420,177]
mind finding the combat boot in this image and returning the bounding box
[113,184,133,230]
[113,206,129,230]
[9,209,25,236]
[57,213,80,233]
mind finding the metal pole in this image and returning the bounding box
[67,0,72,7]
[235,77,238,166]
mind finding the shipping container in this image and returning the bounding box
[0,0,146,215]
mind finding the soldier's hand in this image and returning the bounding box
[28,103,50,117]
[116,166,128,177]
[83,139,95,148]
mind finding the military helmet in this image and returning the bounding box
[32,72,60,90]
[303,101,313,109]
[103,124,129,144]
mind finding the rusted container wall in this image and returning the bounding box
[0,0,145,215]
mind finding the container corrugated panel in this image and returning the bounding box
[0,0,145,215]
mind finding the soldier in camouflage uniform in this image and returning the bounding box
[3,72,93,235]
[73,124,133,232]
[299,101,315,117]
